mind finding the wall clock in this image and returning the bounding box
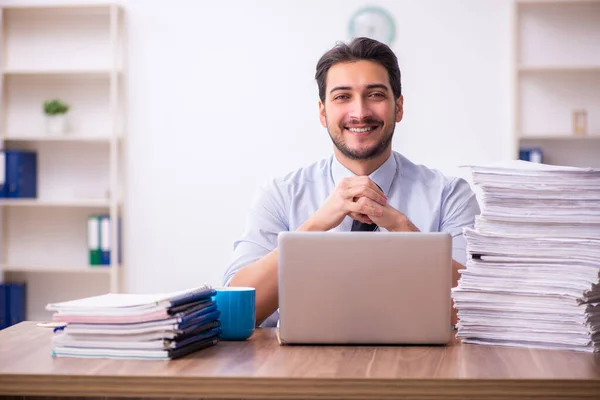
[348,6,396,46]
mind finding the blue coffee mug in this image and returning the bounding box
[214,287,256,340]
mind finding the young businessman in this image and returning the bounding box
[223,37,480,327]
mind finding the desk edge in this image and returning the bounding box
[1,375,600,399]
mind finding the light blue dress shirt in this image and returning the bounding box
[222,151,481,327]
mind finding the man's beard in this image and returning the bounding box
[327,117,395,161]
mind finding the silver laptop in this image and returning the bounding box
[277,231,452,345]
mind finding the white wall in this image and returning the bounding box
[2,0,514,293]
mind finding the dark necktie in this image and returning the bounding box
[351,218,378,231]
[351,183,382,232]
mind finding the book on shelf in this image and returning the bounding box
[0,282,27,330]
[87,214,121,266]
[0,150,37,198]
[519,147,543,163]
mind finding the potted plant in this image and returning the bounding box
[43,99,70,135]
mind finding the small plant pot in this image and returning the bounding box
[46,114,67,135]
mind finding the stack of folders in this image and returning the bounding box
[452,160,600,352]
[46,285,221,360]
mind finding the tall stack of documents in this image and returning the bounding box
[46,285,221,360]
[452,160,600,352]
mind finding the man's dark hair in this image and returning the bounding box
[315,37,402,103]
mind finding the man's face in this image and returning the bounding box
[319,60,403,161]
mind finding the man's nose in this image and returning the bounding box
[349,98,372,120]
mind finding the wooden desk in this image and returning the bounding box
[1,322,600,399]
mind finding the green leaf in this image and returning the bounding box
[43,99,70,115]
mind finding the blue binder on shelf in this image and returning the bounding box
[0,150,38,198]
[0,284,8,330]
[98,215,123,266]
[100,214,110,265]
[0,282,26,329]
[519,147,543,163]
[8,282,26,326]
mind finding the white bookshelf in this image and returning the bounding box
[3,68,112,75]
[0,4,125,321]
[513,0,600,167]
[1,135,115,143]
[0,199,112,207]
[1,264,111,274]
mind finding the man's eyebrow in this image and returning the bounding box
[329,86,352,94]
[366,84,389,91]
[329,84,389,94]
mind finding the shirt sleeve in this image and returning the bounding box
[440,177,481,265]
[222,179,289,287]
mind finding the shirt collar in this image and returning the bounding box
[330,152,397,196]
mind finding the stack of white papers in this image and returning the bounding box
[46,285,222,360]
[452,160,600,352]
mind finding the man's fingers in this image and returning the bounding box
[345,185,387,205]
[360,176,385,195]
[349,212,373,224]
[349,198,383,218]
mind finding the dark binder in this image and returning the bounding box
[2,150,38,198]
[176,320,221,341]
[8,282,26,326]
[177,303,218,324]
[167,297,213,315]
[168,327,221,350]
[179,309,221,330]
[167,336,220,360]
[162,286,217,309]
[0,284,8,330]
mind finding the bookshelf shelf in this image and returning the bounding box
[2,68,115,77]
[513,0,600,167]
[4,74,115,138]
[1,264,111,274]
[1,135,116,143]
[519,134,600,140]
[0,199,111,208]
[519,66,600,73]
[0,4,115,10]
[517,0,600,5]
[0,4,125,322]
[1,5,121,72]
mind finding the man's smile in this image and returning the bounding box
[345,124,380,136]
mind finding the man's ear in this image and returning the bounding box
[395,95,404,123]
[319,100,327,128]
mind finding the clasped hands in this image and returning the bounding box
[306,176,419,233]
